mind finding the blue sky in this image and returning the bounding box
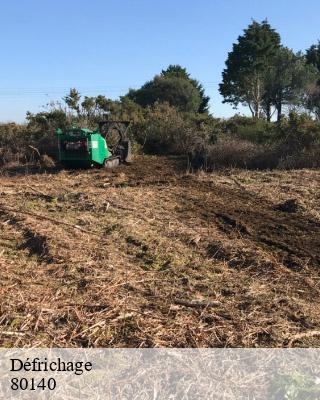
[0,0,319,122]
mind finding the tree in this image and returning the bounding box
[63,88,81,116]
[26,109,67,129]
[219,20,281,118]
[306,42,320,119]
[306,82,320,120]
[81,96,96,119]
[263,48,319,122]
[134,102,212,155]
[306,42,320,72]
[127,74,202,113]
[95,95,110,114]
[161,65,210,113]
[127,65,209,113]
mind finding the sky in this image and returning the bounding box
[0,0,320,122]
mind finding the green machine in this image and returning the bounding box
[56,120,131,168]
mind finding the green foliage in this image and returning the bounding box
[63,88,81,116]
[305,43,320,120]
[223,115,274,143]
[3,22,320,171]
[133,102,217,155]
[220,21,320,121]
[81,96,96,119]
[133,102,193,154]
[306,83,320,120]
[221,112,320,148]
[94,94,110,112]
[306,41,320,72]
[263,48,319,121]
[2,34,320,172]
[161,65,210,113]
[107,96,145,123]
[0,123,27,151]
[277,111,320,150]
[190,111,320,169]
[26,108,68,129]
[127,65,209,113]
[220,19,281,117]
[128,75,202,113]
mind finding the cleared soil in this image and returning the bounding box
[0,156,319,347]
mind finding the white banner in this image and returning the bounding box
[0,349,320,399]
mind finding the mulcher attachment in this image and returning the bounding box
[98,120,132,165]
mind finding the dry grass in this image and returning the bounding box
[198,138,320,170]
[0,156,319,347]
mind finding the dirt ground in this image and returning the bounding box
[0,156,319,347]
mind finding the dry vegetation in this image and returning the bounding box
[0,156,319,348]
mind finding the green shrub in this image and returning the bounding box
[133,102,218,155]
[1,91,320,171]
[223,115,275,143]
[275,111,320,152]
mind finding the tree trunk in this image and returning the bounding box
[248,103,255,118]
[265,102,271,122]
[276,92,283,123]
[277,102,282,123]
[252,75,262,118]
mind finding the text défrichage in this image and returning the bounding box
[11,357,93,375]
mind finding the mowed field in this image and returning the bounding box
[0,156,319,347]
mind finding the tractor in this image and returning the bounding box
[56,120,131,168]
